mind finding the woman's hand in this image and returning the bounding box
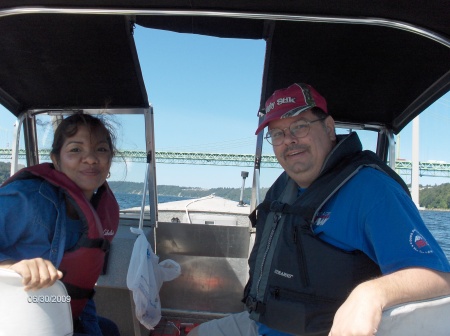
[0,258,63,291]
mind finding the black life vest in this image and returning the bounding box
[3,163,119,318]
[244,132,409,336]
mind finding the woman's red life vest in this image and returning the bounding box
[4,163,119,318]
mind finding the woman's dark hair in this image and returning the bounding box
[51,113,117,162]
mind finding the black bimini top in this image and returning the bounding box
[0,1,449,133]
[0,13,149,114]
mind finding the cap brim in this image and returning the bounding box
[254,105,313,135]
[255,120,269,135]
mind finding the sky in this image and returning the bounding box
[1,26,450,188]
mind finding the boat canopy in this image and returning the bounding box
[0,1,449,133]
[1,4,450,333]
[0,13,149,114]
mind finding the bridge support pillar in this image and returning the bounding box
[411,117,420,208]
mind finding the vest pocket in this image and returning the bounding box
[261,286,336,335]
[262,290,307,334]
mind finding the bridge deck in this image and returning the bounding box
[1,148,450,177]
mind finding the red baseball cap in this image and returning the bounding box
[255,83,328,134]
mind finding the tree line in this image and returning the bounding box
[108,181,450,208]
[1,161,449,208]
[420,184,450,209]
[0,162,14,183]
[107,181,269,203]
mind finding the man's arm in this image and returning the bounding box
[329,267,450,336]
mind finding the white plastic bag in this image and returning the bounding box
[126,227,181,330]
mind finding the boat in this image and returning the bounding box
[123,195,251,226]
[0,1,449,335]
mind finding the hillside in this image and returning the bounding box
[108,181,269,203]
[108,182,450,208]
[0,162,25,183]
[420,184,450,209]
[0,163,267,202]
[2,162,450,208]
[0,161,11,183]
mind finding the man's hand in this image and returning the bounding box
[329,282,382,336]
[329,268,450,335]
[0,258,63,291]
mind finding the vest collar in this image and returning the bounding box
[320,132,362,175]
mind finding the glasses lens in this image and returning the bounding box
[266,129,284,145]
[290,120,309,138]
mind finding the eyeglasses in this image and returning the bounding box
[264,117,327,146]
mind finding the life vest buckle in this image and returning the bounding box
[99,239,110,253]
[245,296,266,314]
[270,200,287,213]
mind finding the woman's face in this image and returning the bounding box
[51,124,112,200]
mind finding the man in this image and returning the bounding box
[190,83,450,336]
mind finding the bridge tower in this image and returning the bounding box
[411,117,420,208]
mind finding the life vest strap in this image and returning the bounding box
[77,236,111,252]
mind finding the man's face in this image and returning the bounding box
[269,110,336,188]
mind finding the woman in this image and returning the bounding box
[0,113,120,335]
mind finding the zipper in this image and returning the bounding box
[270,286,337,304]
[294,224,310,287]
[256,212,282,297]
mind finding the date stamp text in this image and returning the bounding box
[27,295,71,303]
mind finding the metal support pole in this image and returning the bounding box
[238,171,249,206]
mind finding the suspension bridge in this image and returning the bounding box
[1,148,450,178]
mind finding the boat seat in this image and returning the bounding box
[377,295,450,335]
[0,268,73,336]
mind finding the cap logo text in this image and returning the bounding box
[266,96,296,114]
[277,97,296,105]
[266,102,275,114]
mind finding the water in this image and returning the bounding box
[421,210,450,262]
[114,192,191,210]
[115,193,450,262]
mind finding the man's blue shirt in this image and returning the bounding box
[313,168,450,274]
[258,167,450,335]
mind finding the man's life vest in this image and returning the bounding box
[243,132,409,336]
[3,163,119,318]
